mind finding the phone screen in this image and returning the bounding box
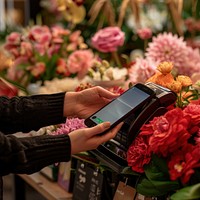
[87,86,153,126]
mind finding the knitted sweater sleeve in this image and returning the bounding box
[0,92,66,134]
[0,132,71,176]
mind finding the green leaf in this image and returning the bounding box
[44,54,59,80]
[121,166,141,176]
[136,155,180,196]
[144,154,169,181]
[137,176,180,196]
[170,183,200,200]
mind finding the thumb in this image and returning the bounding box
[87,122,111,136]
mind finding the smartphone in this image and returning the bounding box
[84,83,156,134]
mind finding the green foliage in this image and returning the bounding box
[136,154,180,196]
[170,183,200,200]
[176,86,200,108]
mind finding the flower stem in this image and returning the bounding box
[111,51,122,68]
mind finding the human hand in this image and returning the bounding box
[68,121,123,155]
[64,86,119,118]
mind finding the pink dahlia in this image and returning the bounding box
[128,58,157,84]
[145,32,188,72]
[183,47,200,76]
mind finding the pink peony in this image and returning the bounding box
[67,50,94,79]
[28,25,52,48]
[91,26,125,53]
[5,32,21,45]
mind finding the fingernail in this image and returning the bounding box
[103,122,111,129]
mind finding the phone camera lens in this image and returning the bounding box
[92,116,97,119]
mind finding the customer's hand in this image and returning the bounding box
[64,86,119,118]
[68,122,123,154]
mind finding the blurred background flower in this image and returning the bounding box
[2,24,93,89]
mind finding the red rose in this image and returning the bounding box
[139,118,158,136]
[183,103,200,126]
[127,135,151,173]
[149,108,191,157]
[168,144,200,184]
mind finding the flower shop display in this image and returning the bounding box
[128,32,200,87]
[124,62,200,199]
[2,25,94,89]
[145,32,200,76]
[127,100,200,199]
[1,0,200,199]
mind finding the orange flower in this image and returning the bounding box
[168,80,182,93]
[157,61,173,75]
[176,75,193,87]
[156,73,174,88]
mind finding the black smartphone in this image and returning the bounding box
[84,83,156,134]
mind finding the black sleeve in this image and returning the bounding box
[0,132,71,176]
[0,92,66,134]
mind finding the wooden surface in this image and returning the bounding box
[18,173,73,200]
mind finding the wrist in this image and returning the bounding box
[63,92,78,117]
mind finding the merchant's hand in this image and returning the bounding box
[63,86,119,118]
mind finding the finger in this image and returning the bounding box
[86,122,111,137]
[100,122,124,143]
[95,86,119,99]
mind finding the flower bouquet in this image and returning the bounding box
[124,62,200,199]
[2,25,94,89]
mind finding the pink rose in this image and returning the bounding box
[28,25,52,47]
[51,26,70,43]
[67,50,94,79]
[4,32,21,58]
[137,28,152,40]
[20,42,33,58]
[91,26,125,52]
[5,32,21,45]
